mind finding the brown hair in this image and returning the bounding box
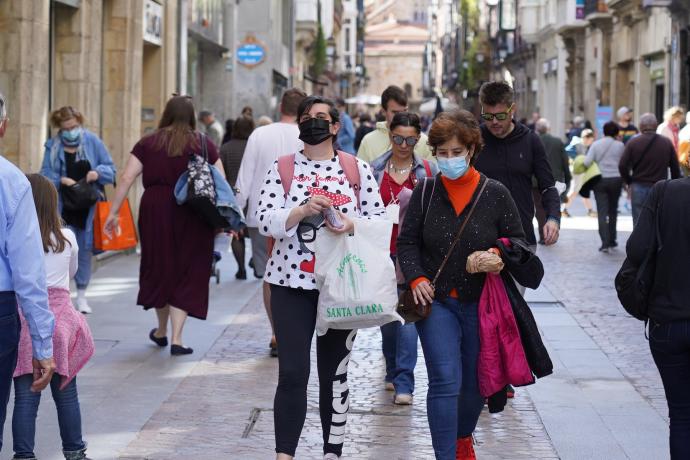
[50,106,85,128]
[232,115,255,140]
[280,88,308,117]
[154,95,199,157]
[381,85,408,110]
[26,174,70,254]
[428,110,484,165]
[479,81,514,107]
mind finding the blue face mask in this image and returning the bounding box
[437,155,469,180]
[60,127,82,145]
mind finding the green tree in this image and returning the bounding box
[313,24,327,76]
[312,0,327,76]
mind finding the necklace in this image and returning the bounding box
[387,160,414,174]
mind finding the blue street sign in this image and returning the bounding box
[237,43,266,67]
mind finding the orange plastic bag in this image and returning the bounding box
[93,199,138,251]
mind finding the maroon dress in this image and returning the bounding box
[131,132,219,320]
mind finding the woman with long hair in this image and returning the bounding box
[104,95,225,355]
[12,175,94,460]
[40,106,116,314]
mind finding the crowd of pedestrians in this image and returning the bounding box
[1,76,690,460]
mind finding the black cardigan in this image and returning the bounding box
[627,178,690,323]
[397,174,527,302]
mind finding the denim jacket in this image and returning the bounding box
[370,150,438,184]
[174,162,246,231]
[40,130,116,252]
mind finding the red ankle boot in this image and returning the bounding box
[456,435,476,460]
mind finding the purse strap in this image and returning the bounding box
[430,178,488,287]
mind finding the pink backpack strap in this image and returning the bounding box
[276,154,296,197]
[423,159,432,177]
[336,150,361,209]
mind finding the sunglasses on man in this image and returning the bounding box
[391,135,419,146]
[480,104,514,121]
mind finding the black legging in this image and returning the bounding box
[270,285,356,457]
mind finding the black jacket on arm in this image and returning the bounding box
[626,178,690,324]
[397,174,529,303]
[475,123,561,245]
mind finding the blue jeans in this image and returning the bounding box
[0,291,20,454]
[416,298,484,460]
[650,320,690,459]
[12,374,86,459]
[631,182,653,227]
[380,321,418,394]
[67,226,92,289]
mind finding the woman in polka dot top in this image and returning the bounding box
[257,96,385,460]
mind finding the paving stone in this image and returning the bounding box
[120,290,558,459]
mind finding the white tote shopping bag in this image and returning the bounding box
[314,218,402,335]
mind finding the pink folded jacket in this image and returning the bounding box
[478,272,534,397]
[14,287,95,390]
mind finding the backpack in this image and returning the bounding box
[614,180,668,322]
[267,151,361,255]
[276,150,362,207]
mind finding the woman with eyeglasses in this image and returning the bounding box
[397,110,530,460]
[256,95,386,460]
[40,106,116,314]
[370,112,437,406]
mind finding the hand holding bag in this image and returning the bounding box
[314,218,402,335]
[61,179,99,211]
[396,179,488,323]
[94,184,137,251]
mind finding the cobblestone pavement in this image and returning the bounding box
[536,220,668,420]
[120,289,558,459]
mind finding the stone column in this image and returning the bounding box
[101,0,144,172]
[0,0,50,171]
[52,0,103,136]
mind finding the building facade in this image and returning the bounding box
[0,0,177,176]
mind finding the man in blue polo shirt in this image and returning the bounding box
[0,93,56,452]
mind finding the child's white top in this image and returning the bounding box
[45,228,79,289]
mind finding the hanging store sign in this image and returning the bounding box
[237,35,267,68]
[143,0,163,46]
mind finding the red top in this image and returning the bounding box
[380,171,416,255]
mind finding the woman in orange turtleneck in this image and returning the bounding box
[397,111,528,460]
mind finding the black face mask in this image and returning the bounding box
[298,118,333,145]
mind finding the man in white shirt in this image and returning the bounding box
[235,87,307,356]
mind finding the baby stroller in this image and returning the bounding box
[212,232,231,284]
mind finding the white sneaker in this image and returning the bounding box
[394,393,413,405]
[384,382,395,391]
[76,297,92,314]
[323,454,339,460]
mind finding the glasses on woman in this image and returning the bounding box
[480,104,514,121]
[391,135,419,146]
